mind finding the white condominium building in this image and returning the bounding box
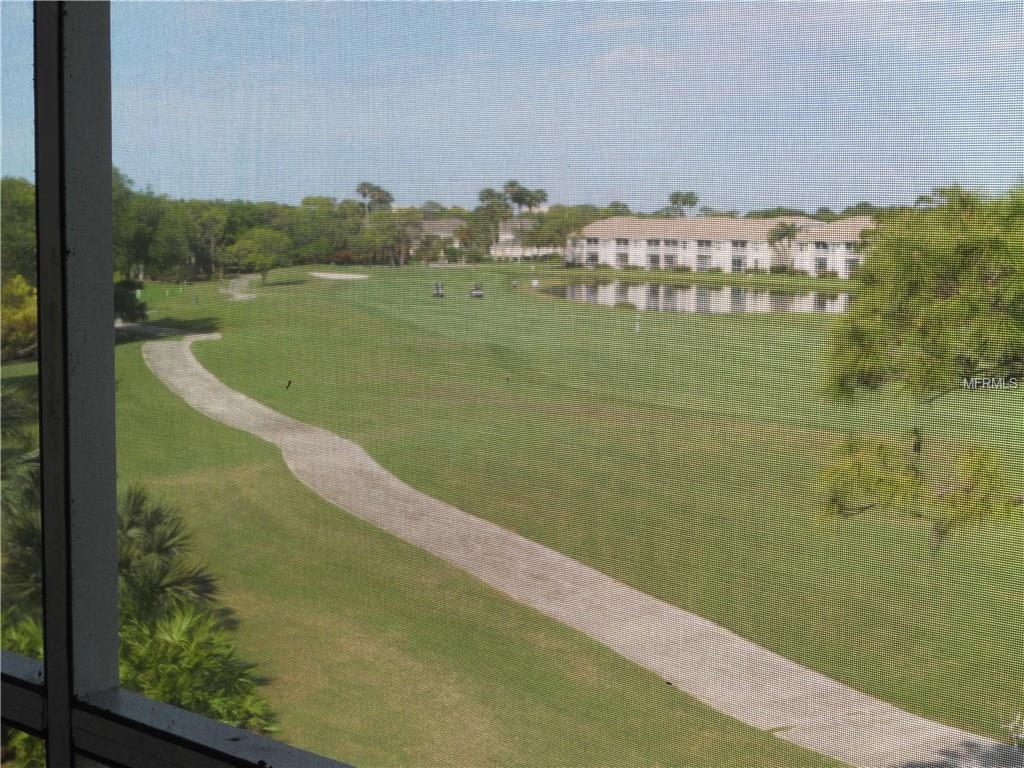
[565,215,874,279]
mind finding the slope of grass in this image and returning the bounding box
[128,264,1020,743]
[114,335,842,767]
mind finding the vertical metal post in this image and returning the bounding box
[34,3,118,765]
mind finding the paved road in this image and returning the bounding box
[143,333,1021,768]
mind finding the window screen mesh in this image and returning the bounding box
[7,3,1021,767]
[2,0,43,668]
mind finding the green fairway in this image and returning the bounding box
[115,265,1021,760]
[113,327,842,766]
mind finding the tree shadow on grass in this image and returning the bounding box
[263,277,307,288]
[0,370,38,390]
[115,317,220,345]
[896,738,1022,767]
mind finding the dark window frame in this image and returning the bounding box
[0,5,352,767]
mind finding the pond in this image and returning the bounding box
[544,282,850,315]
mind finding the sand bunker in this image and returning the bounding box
[309,272,369,281]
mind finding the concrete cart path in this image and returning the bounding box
[308,271,369,281]
[220,274,258,301]
[143,333,1019,768]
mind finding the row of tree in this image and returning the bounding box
[3,173,912,292]
[0,174,560,288]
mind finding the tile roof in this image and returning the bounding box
[578,215,875,243]
[415,219,465,238]
[793,216,877,242]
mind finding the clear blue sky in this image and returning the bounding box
[3,1,1023,212]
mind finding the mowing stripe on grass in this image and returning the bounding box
[143,333,1020,768]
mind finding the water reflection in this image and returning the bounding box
[547,282,849,315]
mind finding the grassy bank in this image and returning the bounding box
[112,326,841,766]
[112,263,1020,758]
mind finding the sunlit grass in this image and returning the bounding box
[121,264,1021,752]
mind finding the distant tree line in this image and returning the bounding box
[0,171,935,363]
[1,172,913,292]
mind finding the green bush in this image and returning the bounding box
[1,275,37,362]
[114,279,148,322]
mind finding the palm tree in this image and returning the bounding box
[1,385,273,766]
[767,222,800,268]
[526,189,548,213]
[1,483,274,766]
[503,180,527,213]
[668,191,699,217]
[356,182,393,220]
[121,603,275,733]
[478,188,511,250]
[356,181,375,219]
[2,479,217,625]
[118,485,218,623]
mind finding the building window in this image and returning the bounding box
[815,241,829,250]
[615,238,629,247]
[646,239,660,247]
[846,258,861,274]
[697,240,713,249]
[695,284,712,312]
[731,256,745,273]
[664,239,679,247]
[664,254,677,267]
[696,254,711,272]
[586,237,600,245]
[648,254,660,267]
[815,257,829,274]
[587,252,599,264]
[731,240,748,249]
[730,287,746,312]
[615,253,628,266]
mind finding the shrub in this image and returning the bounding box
[673,265,693,273]
[708,267,724,274]
[114,279,148,322]
[1,275,37,362]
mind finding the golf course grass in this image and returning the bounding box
[111,264,1020,763]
